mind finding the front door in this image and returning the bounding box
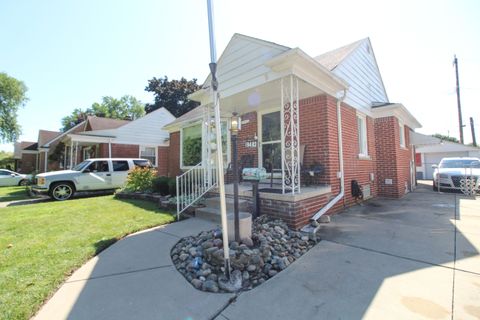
[260,111,282,175]
[77,160,112,190]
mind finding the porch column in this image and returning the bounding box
[69,141,73,169]
[63,144,67,168]
[44,150,48,172]
[108,140,112,158]
[74,142,79,166]
[281,75,301,194]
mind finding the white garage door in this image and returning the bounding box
[424,152,468,179]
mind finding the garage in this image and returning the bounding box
[423,152,468,179]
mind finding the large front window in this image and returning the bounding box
[182,124,202,167]
[261,111,281,173]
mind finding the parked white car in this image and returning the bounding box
[32,158,152,200]
[0,169,32,186]
[432,157,480,193]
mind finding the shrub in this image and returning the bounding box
[124,167,157,192]
[152,176,171,195]
[168,178,177,196]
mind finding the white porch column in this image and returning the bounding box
[44,150,48,172]
[281,75,300,194]
[69,141,73,169]
[63,144,67,168]
[108,140,112,158]
[74,142,79,166]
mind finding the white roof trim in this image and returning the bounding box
[371,103,422,129]
[43,120,87,148]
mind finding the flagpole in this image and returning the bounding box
[206,0,231,278]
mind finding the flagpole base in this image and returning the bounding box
[224,258,231,279]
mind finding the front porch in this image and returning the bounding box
[203,182,333,230]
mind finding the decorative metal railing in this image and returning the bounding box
[176,162,218,220]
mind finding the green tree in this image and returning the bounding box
[0,73,28,143]
[61,95,145,131]
[144,76,200,117]
[432,133,459,143]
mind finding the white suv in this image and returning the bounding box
[32,158,152,200]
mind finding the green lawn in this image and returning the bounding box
[0,195,175,320]
[0,186,32,202]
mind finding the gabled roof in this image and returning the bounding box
[86,116,130,131]
[19,141,37,150]
[314,38,366,70]
[38,130,61,147]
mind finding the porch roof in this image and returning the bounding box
[371,103,422,129]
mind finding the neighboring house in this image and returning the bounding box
[56,107,175,175]
[14,108,175,174]
[13,141,38,173]
[414,136,480,179]
[163,33,421,230]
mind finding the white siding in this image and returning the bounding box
[204,35,289,97]
[333,40,388,112]
[112,108,175,146]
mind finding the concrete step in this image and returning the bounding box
[195,207,251,223]
[205,197,250,212]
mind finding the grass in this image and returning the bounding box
[0,195,175,320]
[0,186,32,202]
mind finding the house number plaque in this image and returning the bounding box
[245,140,257,148]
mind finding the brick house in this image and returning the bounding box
[14,107,175,175]
[163,34,421,230]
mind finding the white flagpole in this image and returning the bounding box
[206,0,231,278]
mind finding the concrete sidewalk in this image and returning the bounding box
[34,218,235,320]
[34,184,479,320]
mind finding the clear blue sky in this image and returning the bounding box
[1,0,479,151]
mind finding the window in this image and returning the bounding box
[86,161,109,172]
[357,114,368,157]
[112,161,129,171]
[260,111,282,172]
[399,122,406,148]
[182,124,202,167]
[140,146,157,166]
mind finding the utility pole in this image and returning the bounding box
[471,117,477,147]
[454,55,464,144]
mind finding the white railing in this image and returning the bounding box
[176,162,218,220]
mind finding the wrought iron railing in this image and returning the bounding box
[176,162,217,220]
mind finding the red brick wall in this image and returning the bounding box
[168,132,181,177]
[237,112,258,167]
[19,153,37,173]
[157,146,169,176]
[110,144,139,158]
[260,193,330,230]
[374,116,413,198]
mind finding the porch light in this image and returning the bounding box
[230,113,241,135]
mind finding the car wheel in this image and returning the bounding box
[18,179,28,186]
[49,182,75,201]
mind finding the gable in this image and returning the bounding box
[202,34,290,94]
[108,108,175,145]
[332,39,388,111]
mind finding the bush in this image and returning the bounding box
[151,176,177,196]
[168,178,176,196]
[124,167,157,192]
[152,176,171,196]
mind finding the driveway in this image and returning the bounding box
[35,183,479,320]
[220,183,480,319]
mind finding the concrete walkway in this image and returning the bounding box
[34,184,480,320]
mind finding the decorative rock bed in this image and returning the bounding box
[171,215,319,293]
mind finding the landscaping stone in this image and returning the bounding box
[171,215,319,293]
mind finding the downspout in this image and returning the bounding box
[309,89,347,222]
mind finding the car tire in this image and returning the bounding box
[18,179,28,186]
[49,182,75,201]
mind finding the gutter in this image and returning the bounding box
[302,90,346,231]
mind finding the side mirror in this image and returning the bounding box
[431,164,438,169]
[83,169,91,173]
[10,174,16,177]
